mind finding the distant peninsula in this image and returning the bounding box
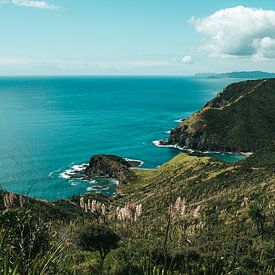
[195,71,275,79]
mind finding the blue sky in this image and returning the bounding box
[1,0,275,75]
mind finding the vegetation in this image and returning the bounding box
[0,79,275,273]
[0,146,274,274]
[76,223,120,270]
[169,78,275,152]
[0,209,65,274]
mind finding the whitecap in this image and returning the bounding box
[48,171,54,177]
[59,162,88,179]
[110,179,119,185]
[124,158,144,167]
[87,186,109,191]
[152,140,175,148]
[152,140,162,147]
[59,171,72,179]
[71,164,88,171]
[241,152,253,156]
[48,168,62,178]
[70,182,79,186]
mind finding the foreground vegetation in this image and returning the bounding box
[0,144,275,274]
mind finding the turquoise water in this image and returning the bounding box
[0,76,245,200]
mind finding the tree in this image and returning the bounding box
[248,202,266,240]
[76,223,120,270]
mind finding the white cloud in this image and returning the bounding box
[252,37,275,60]
[181,55,192,64]
[190,6,275,59]
[11,0,59,10]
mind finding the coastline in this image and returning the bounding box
[56,130,252,197]
[152,139,253,157]
[56,157,144,190]
[53,111,254,198]
[0,76,238,200]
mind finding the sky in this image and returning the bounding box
[1,0,275,75]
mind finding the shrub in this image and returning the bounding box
[76,223,120,270]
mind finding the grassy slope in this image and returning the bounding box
[1,150,275,273]
[3,149,273,225]
[116,151,275,224]
[1,148,274,227]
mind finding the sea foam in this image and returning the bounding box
[152,139,252,158]
[124,158,144,167]
[152,140,175,148]
[59,163,88,179]
[87,186,109,192]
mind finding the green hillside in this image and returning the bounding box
[169,79,275,152]
[1,147,274,273]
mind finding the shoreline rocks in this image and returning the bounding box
[60,155,141,184]
[85,155,138,184]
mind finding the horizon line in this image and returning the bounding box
[0,74,195,77]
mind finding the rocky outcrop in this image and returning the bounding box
[169,78,275,152]
[85,155,137,184]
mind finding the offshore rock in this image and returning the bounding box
[85,155,137,184]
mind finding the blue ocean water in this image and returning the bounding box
[0,76,245,200]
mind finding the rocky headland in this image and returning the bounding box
[85,155,138,184]
[169,78,275,152]
[63,155,139,184]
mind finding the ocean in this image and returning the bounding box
[0,76,245,200]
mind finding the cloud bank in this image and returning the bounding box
[190,6,275,59]
[11,0,59,10]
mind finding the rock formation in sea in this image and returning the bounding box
[85,155,137,184]
[169,78,275,152]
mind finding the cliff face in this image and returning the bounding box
[85,155,137,184]
[169,79,275,152]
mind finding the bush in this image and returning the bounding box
[76,223,120,270]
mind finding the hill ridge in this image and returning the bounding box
[169,78,275,152]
